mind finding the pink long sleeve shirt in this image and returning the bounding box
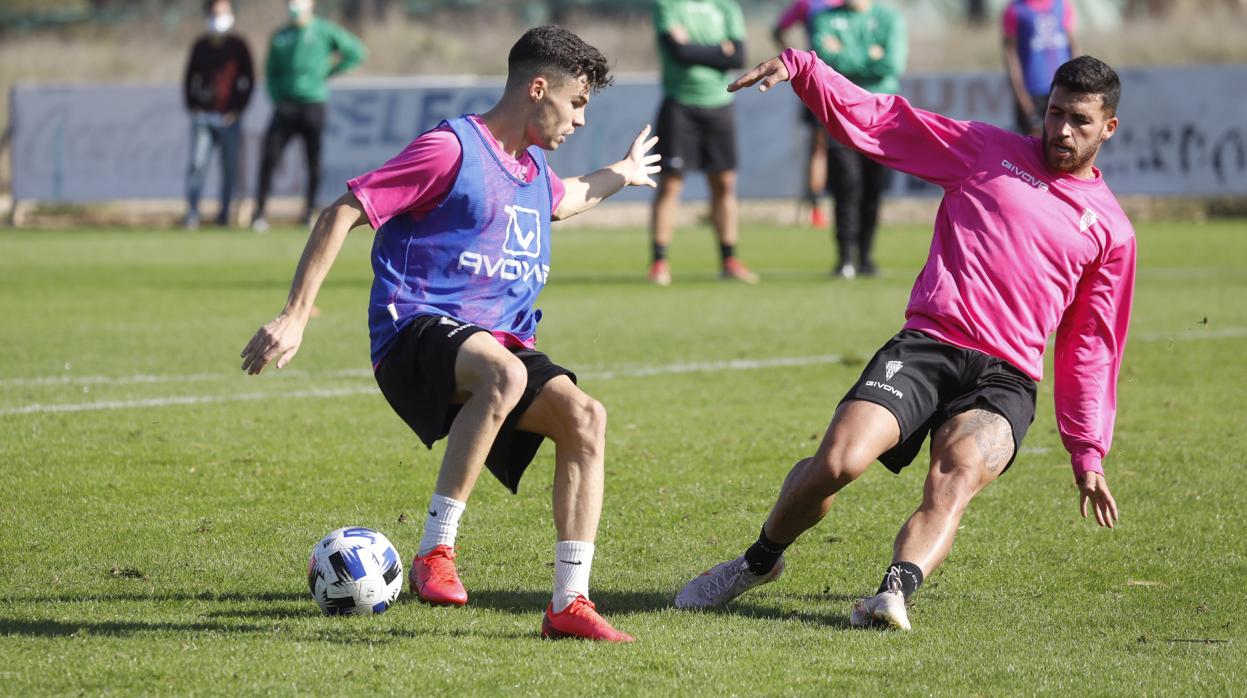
[781,49,1135,477]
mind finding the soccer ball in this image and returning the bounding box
[307,526,403,615]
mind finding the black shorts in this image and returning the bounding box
[840,330,1038,474]
[373,314,575,493]
[655,98,737,174]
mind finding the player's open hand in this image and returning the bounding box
[1077,471,1119,529]
[620,124,661,188]
[728,56,791,94]
[240,313,306,375]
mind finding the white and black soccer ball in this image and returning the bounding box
[307,526,403,615]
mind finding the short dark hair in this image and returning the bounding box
[203,0,228,15]
[1051,55,1121,117]
[506,25,613,94]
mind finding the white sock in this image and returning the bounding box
[552,540,595,613]
[418,494,466,556]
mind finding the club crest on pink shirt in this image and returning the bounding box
[1079,209,1098,232]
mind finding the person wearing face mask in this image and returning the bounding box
[250,0,365,232]
[183,0,254,229]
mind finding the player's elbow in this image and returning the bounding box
[323,192,369,231]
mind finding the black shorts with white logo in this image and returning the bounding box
[840,329,1038,474]
[373,314,575,493]
[655,98,737,174]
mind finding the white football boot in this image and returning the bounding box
[849,566,911,630]
[675,555,785,609]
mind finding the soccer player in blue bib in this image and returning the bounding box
[240,26,659,642]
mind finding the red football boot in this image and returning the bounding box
[810,206,828,228]
[541,595,634,643]
[410,545,468,606]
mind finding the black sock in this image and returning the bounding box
[877,561,924,601]
[719,243,736,264]
[652,242,668,263]
[743,527,790,576]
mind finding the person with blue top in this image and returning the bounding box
[239,26,659,643]
[1003,0,1079,135]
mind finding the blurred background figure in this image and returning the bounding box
[1003,0,1078,137]
[772,0,842,229]
[811,0,906,278]
[649,0,758,286]
[251,0,365,232]
[183,0,253,230]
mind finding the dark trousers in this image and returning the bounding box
[827,139,890,268]
[254,101,326,220]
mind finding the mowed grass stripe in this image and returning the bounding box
[0,354,847,415]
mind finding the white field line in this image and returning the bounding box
[2,325,1245,417]
[0,387,377,416]
[0,367,373,387]
[0,354,847,417]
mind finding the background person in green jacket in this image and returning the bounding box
[648,0,758,286]
[251,0,365,232]
[809,0,906,278]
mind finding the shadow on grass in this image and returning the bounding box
[0,616,530,643]
[467,588,674,615]
[13,591,310,604]
[5,588,862,638]
[468,587,858,629]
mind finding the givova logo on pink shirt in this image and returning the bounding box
[503,204,542,258]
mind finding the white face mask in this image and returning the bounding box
[288,0,312,21]
[209,13,234,34]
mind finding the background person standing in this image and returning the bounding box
[809,0,905,278]
[1003,0,1078,136]
[183,0,253,229]
[251,0,365,232]
[772,0,843,229]
[648,0,758,286]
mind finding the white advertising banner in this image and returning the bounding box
[10,65,1247,203]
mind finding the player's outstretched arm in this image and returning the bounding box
[240,192,369,375]
[727,55,790,94]
[1077,471,1119,529]
[553,125,660,221]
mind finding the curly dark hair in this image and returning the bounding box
[506,25,614,94]
[1051,55,1122,117]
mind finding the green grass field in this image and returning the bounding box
[1,218,1245,695]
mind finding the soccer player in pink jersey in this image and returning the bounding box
[240,26,659,642]
[676,50,1134,630]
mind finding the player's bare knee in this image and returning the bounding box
[809,447,869,490]
[563,395,607,453]
[480,357,526,413]
[923,460,983,513]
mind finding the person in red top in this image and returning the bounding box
[676,50,1132,631]
[182,0,254,228]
